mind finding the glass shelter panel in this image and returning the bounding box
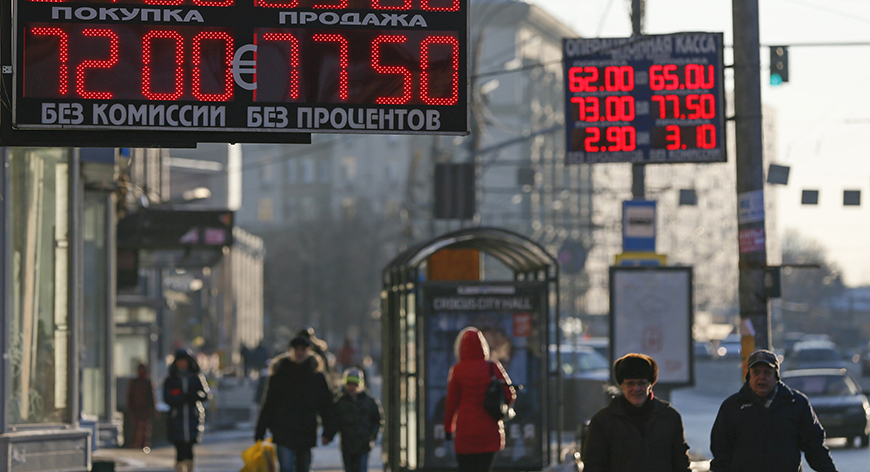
[422,282,546,471]
[6,148,72,425]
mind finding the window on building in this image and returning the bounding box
[259,160,274,186]
[258,198,273,222]
[319,159,331,183]
[301,197,316,221]
[285,160,297,183]
[7,147,72,425]
[301,159,315,183]
[340,156,357,182]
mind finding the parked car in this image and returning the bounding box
[550,344,612,432]
[782,369,870,447]
[694,340,713,360]
[861,341,870,377]
[784,340,851,371]
[550,344,610,381]
[713,334,742,360]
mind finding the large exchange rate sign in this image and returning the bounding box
[10,0,468,141]
[563,33,726,164]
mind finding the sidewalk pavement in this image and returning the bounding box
[94,424,381,472]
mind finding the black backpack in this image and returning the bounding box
[483,362,517,422]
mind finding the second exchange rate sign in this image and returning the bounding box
[14,0,468,136]
[562,33,726,164]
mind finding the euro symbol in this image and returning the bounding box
[233,44,257,91]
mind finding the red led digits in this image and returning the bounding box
[421,0,459,11]
[664,125,680,150]
[373,0,411,10]
[604,66,633,92]
[685,94,715,119]
[30,27,69,95]
[372,35,411,105]
[255,0,298,7]
[697,124,716,149]
[568,66,599,92]
[76,28,118,99]
[650,63,715,91]
[144,0,183,5]
[142,30,185,101]
[312,34,349,100]
[261,33,300,100]
[684,64,714,89]
[420,35,458,105]
[312,0,348,8]
[583,126,636,152]
[604,96,634,121]
[191,31,233,101]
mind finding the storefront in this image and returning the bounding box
[1,148,90,471]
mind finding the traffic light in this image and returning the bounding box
[770,46,789,85]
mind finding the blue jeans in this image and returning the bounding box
[342,451,369,472]
[276,445,311,472]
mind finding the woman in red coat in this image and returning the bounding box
[443,327,516,472]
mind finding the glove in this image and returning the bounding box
[444,432,453,441]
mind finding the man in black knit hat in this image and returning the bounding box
[710,349,838,472]
[582,353,690,472]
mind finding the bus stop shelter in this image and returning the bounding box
[381,227,561,472]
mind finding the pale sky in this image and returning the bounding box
[529,0,870,286]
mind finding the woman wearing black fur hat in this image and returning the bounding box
[582,353,690,472]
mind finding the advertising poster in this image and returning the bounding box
[609,267,693,385]
[421,283,545,471]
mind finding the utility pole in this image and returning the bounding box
[630,0,645,199]
[732,0,771,361]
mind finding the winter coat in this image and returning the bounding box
[255,352,335,449]
[323,389,383,454]
[127,376,155,420]
[710,381,838,472]
[163,370,209,444]
[582,395,690,472]
[443,328,516,455]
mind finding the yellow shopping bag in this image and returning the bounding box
[241,439,278,472]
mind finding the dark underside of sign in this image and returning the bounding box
[0,123,313,148]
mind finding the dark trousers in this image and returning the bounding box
[173,441,194,462]
[276,445,312,472]
[342,451,369,472]
[456,452,496,472]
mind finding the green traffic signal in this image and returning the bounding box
[769,46,789,85]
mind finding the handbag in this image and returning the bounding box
[483,362,517,422]
[241,439,278,472]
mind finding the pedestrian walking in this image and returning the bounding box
[582,353,690,472]
[163,349,210,472]
[710,349,838,472]
[323,368,383,472]
[126,362,155,451]
[443,327,517,472]
[255,336,335,472]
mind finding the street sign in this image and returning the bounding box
[563,32,726,164]
[3,0,469,146]
[623,199,656,252]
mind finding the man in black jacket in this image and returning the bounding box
[582,353,691,472]
[710,349,838,472]
[255,336,335,472]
